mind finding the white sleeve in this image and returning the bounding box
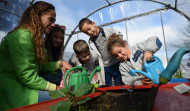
[119,63,143,85]
[136,36,162,54]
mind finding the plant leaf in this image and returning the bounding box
[81,84,94,92]
[77,97,91,104]
[49,90,64,99]
[69,85,75,92]
[91,86,95,93]
[74,84,95,97]
[81,84,95,93]
[75,88,84,97]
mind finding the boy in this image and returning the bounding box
[69,40,105,85]
[107,34,162,85]
[79,18,123,86]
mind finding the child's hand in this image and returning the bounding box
[56,86,64,90]
[143,51,153,63]
[141,76,154,85]
[92,74,98,82]
[59,60,73,73]
[60,73,70,88]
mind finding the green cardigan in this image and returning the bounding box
[40,49,60,74]
[0,29,56,110]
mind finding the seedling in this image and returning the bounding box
[49,84,95,111]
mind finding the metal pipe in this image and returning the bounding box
[160,12,169,64]
[0,8,21,17]
[124,21,129,44]
[64,6,168,51]
[64,0,190,52]
[175,0,177,9]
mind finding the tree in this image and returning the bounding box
[170,23,190,48]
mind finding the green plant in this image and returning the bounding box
[49,84,95,111]
[172,69,183,78]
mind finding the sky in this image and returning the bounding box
[0,0,190,68]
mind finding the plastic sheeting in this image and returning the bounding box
[67,0,190,69]
[1,0,190,70]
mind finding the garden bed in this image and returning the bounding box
[74,87,158,111]
[8,82,190,111]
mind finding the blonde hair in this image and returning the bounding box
[12,1,55,64]
[107,33,126,55]
[73,40,90,57]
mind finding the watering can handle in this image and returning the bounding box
[144,55,162,67]
[64,66,86,89]
[89,66,101,82]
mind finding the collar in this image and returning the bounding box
[99,28,106,37]
[90,27,105,41]
[78,58,85,66]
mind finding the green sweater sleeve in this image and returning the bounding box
[7,29,54,90]
[40,61,60,74]
[39,49,60,74]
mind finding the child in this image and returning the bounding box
[69,40,104,84]
[79,18,123,86]
[107,34,162,85]
[40,24,72,86]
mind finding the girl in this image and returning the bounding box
[107,34,162,85]
[39,24,71,86]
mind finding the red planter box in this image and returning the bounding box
[8,82,190,111]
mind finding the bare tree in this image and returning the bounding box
[170,23,190,48]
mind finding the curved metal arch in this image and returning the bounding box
[64,0,190,52]
[0,0,35,17]
[0,8,21,17]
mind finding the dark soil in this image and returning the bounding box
[79,87,158,111]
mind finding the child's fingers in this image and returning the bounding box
[93,74,98,81]
[142,80,153,85]
[141,76,151,80]
[141,76,154,85]
[144,78,150,81]
[143,52,153,63]
[56,86,64,90]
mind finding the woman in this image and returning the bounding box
[0,1,71,110]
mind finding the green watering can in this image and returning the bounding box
[64,66,101,90]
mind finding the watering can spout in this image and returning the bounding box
[89,66,101,82]
[129,70,154,82]
[159,47,190,84]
